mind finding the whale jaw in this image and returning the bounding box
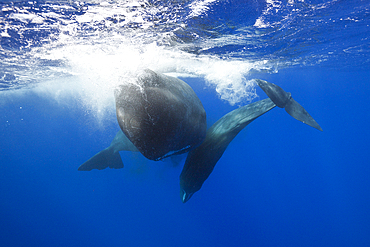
[180,189,194,203]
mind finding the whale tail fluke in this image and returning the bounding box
[285,98,323,131]
[256,79,323,131]
[78,148,124,171]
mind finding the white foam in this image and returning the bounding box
[189,0,218,18]
[1,1,275,124]
[1,30,11,37]
[31,40,269,111]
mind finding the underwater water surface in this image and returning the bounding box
[1,1,370,246]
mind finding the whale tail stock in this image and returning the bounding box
[255,79,323,131]
[78,147,123,171]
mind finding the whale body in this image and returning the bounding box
[77,73,322,204]
[179,79,322,203]
[179,98,276,202]
[115,69,207,161]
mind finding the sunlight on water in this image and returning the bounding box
[2,0,367,124]
[30,38,268,122]
[0,0,275,123]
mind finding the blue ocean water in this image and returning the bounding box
[1,1,370,246]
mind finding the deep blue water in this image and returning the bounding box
[1,1,370,247]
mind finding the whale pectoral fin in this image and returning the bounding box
[285,98,323,131]
[78,148,124,171]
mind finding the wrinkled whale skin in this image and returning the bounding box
[180,98,276,202]
[180,79,323,203]
[115,69,207,161]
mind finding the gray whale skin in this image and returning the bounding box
[78,72,322,204]
[78,130,138,171]
[115,69,206,161]
[78,69,206,170]
[179,79,322,203]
